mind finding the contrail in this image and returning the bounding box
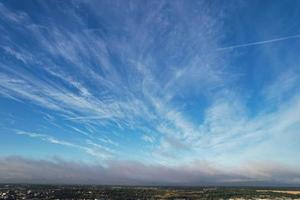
[217,34,300,51]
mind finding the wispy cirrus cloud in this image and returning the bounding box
[16,131,113,159]
[0,0,227,163]
[0,0,300,180]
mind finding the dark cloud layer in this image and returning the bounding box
[0,156,299,186]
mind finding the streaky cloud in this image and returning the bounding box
[0,0,300,182]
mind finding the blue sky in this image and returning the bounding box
[0,0,300,185]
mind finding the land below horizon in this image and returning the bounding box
[1,184,300,199]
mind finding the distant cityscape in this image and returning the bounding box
[1,184,300,200]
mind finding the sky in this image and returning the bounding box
[0,0,300,186]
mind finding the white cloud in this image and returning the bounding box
[141,135,155,143]
[0,1,299,170]
[16,131,113,159]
